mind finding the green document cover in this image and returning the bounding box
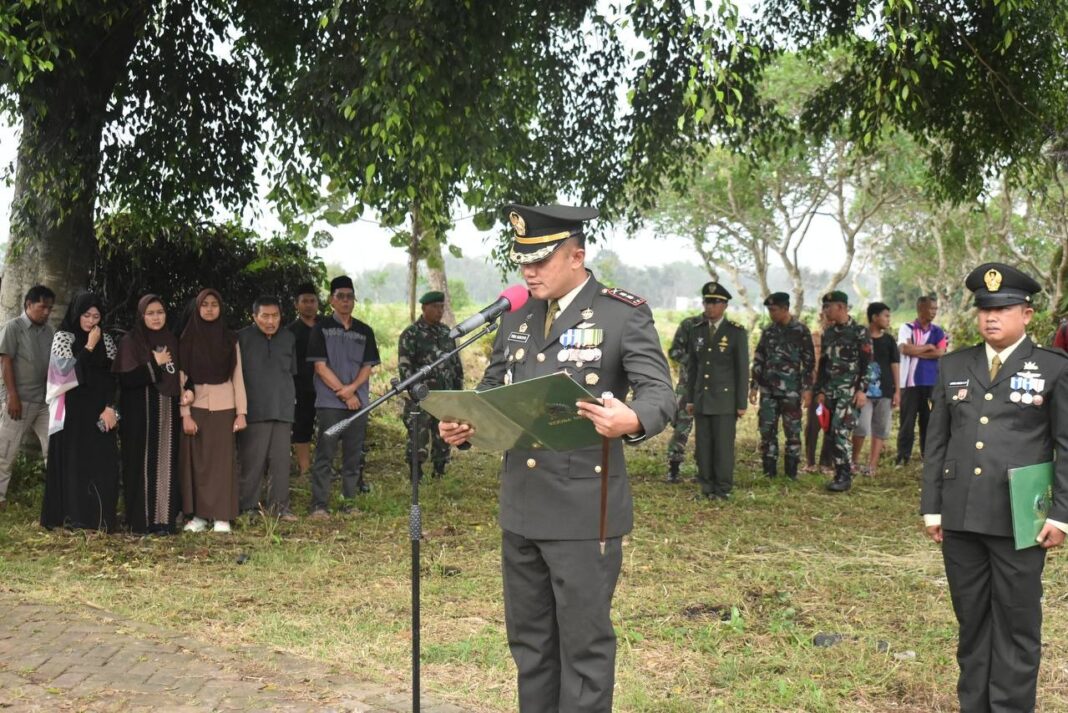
[421,372,603,452]
[1008,461,1054,550]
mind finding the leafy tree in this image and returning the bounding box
[750,0,1068,199]
[89,214,325,330]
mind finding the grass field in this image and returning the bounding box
[2,306,1067,711]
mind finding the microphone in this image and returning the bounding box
[449,285,529,339]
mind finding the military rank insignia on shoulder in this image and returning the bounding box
[727,319,742,329]
[602,287,646,307]
[1038,344,1068,359]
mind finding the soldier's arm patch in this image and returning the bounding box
[603,287,647,307]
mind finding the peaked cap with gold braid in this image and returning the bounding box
[964,262,1042,308]
[504,203,599,265]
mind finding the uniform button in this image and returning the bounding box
[723,388,728,392]
[974,467,982,476]
[980,416,989,424]
[526,458,536,469]
[976,441,984,450]
[704,374,709,379]
[984,393,993,401]
[594,465,602,474]
[536,353,545,362]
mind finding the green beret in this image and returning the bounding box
[419,291,445,305]
[821,290,849,306]
[764,291,790,307]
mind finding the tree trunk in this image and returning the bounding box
[424,238,455,327]
[0,4,147,324]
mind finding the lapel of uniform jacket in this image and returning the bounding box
[968,346,991,390]
[545,276,600,348]
[526,298,549,352]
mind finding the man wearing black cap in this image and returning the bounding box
[749,292,814,479]
[682,281,749,499]
[814,290,871,492]
[439,204,675,713]
[305,275,380,517]
[398,290,463,479]
[922,263,1068,713]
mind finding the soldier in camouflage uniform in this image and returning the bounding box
[664,313,704,483]
[748,292,814,479]
[398,291,464,479]
[813,291,871,492]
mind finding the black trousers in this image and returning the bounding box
[942,529,1046,713]
[896,385,933,462]
[501,530,623,713]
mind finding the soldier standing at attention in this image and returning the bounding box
[683,282,749,500]
[439,203,675,713]
[814,291,871,493]
[749,292,814,480]
[397,290,464,480]
[664,311,704,483]
[922,263,1068,713]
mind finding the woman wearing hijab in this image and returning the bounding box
[113,295,181,534]
[41,292,120,531]
[178,289,247,533]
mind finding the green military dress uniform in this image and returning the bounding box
[683,283,749,499]
[921,263,1068,713]
[480,204,675,713]
[814,292,871,491]
[398,292,464,478]
[751,293,814,479]
[665,314,704,477]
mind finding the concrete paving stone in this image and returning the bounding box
[48,671,90,689]
[28,658,68,679]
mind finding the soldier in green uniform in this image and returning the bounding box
[813,291,871,492]
[749,292,814,479]
[439,204,675,713]
[682,282,749,500]
[664,313,704,483]
[922,263,1068,713]
[397,290,464,479]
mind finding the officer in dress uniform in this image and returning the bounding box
[439,204,675,713]
[682,282,749,500]
[921,262,1068,713]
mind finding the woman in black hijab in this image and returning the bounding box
[41,292,120,531]
[113,294,181,534]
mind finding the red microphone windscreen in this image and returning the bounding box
[499,285,530,312]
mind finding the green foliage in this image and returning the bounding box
[88,214,326,330]
[752,1,1068,199]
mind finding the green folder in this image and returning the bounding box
[421,372,603,452]
[1008,461,1055,550]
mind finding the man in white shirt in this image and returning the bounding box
[921,262,1068,713]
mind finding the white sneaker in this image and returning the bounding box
[183,516,208,533]
[212,520,231,533]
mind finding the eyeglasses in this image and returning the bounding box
[333,292,356,301]
[703,298,726,305]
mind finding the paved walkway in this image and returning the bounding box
[0,593,467,712]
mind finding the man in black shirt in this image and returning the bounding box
[286,283,320,478]
[852,302,900,476]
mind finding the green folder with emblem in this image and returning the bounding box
[421,372,603,452]
[1008,461,1055,550]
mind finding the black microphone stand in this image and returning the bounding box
[324,319,498,713]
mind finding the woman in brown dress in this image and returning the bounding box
[178,289,247,533]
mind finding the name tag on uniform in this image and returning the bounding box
[508,332,530,343]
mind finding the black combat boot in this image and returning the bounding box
[762,456,777,479]
[784,456,799,480]
[665,461,681,484]
[825,465,852,492]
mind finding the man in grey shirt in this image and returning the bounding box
[0,285,56,508]
[236,296,298,520]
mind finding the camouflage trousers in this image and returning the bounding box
[403,402,451,474]
[757,394,803,463]
[824,393,859,471]
[666,392,693,463]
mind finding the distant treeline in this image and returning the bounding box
[353,251,880,312]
